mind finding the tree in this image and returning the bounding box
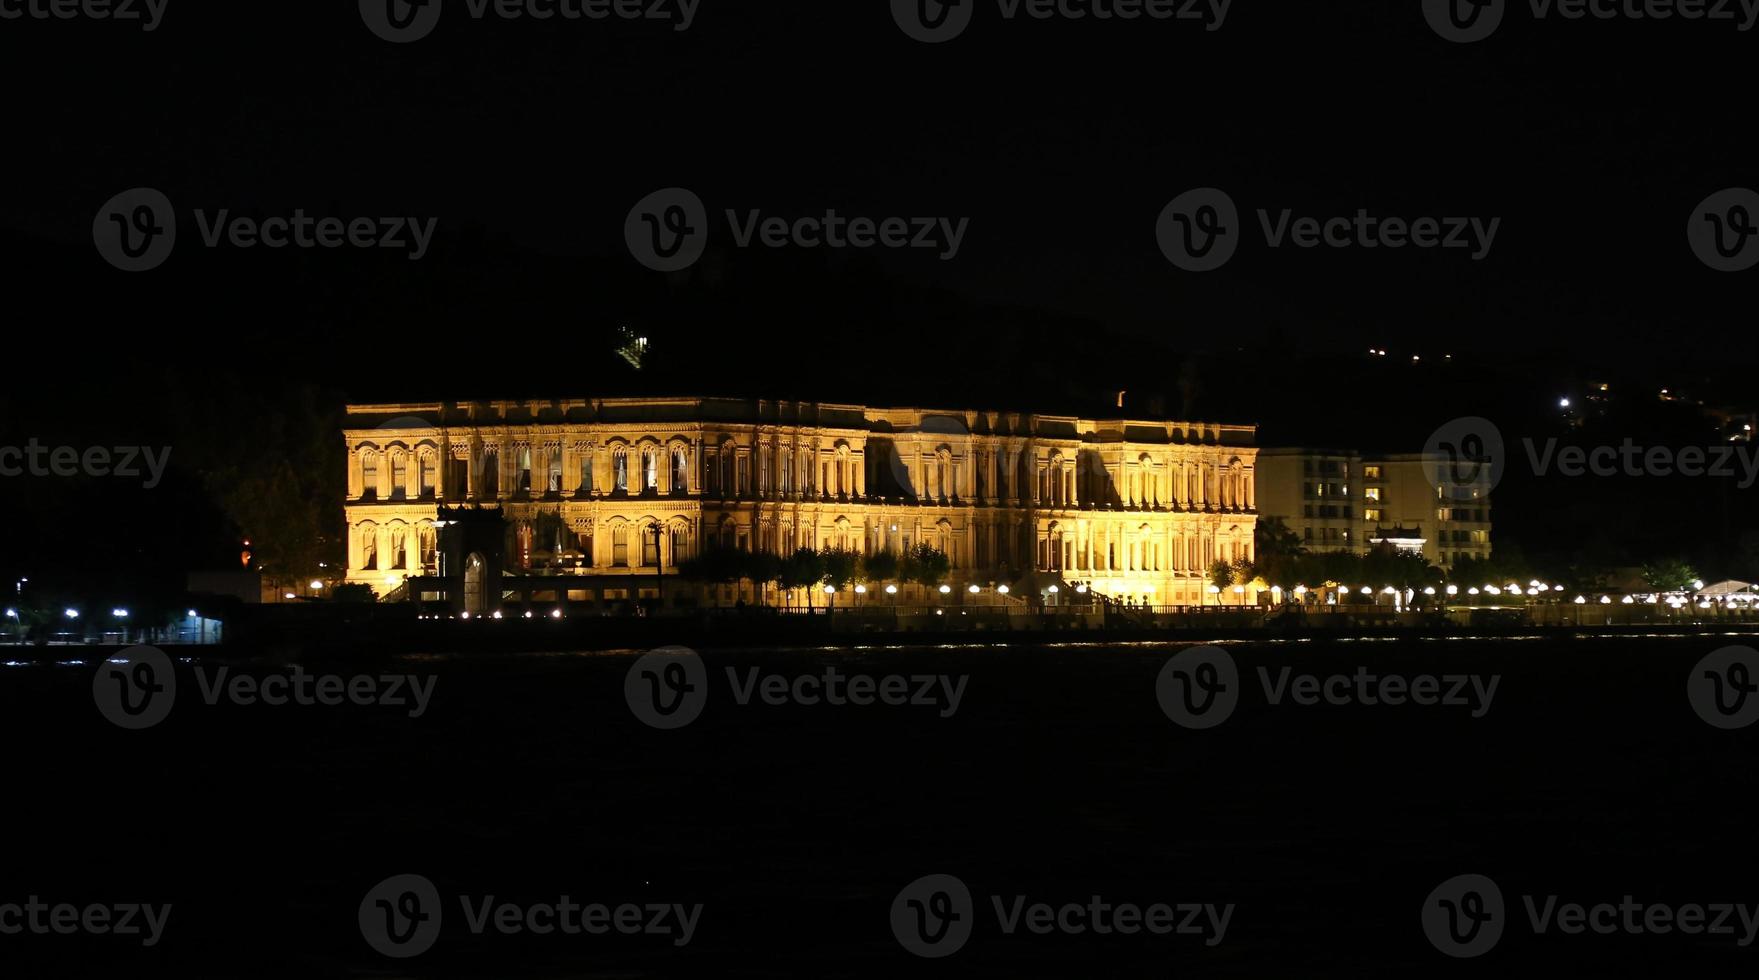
[1640,558,1699,593]
[1251,517,1305,590]
[1208,559,1233,605]
[782,547,824,609]
[860,548,899,584]
[819,547,860,601]
[902,543,951,591]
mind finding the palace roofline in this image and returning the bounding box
[343,397,1258,441]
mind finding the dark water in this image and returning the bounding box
[6,635,1759,976]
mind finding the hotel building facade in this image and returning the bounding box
[1255,448,1492,570]
[341,398,1261,609]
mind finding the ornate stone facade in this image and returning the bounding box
[342,399,1259,607]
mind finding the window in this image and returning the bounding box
[737,457,750,496]
[781,449,793,494]
[1364,465,1382,480]
[481,451,499,497]
[361,453,378,499]
[576,530,593,562]
[516,447,532,492]
[613,451,629,492]
[390,453,407,498]
[547,452,562,493]
[1365,508,1383,522]
[418,525,437,572]
[644,449,659,491]
[1363,487,1381,502]
[419,454,436,498]
[642,525,659,566]
[612,525,629,566]
[672,447,688,492]
[579,453,593,494]
[447,458,468,497]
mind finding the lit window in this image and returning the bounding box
[1364,488,1381,502]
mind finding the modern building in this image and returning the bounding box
[1255,448,1492,570]
[342,399,1262,612]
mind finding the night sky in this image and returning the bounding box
[1,1,1754,578]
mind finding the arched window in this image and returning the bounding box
[547,449,562,493]
[643,448,659,491]
[671,446,689,492]
[389,451,407,499]
[360,451,379,499]
[612,523,630,567]
[418,451,437,498]
[480,449,500,497]
[517,446,533,492]
[613,449,629,492]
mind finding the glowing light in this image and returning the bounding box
[1599,596,1612,604]
[1047,586,1059,594]
[1077,584,1089,594]
[1621,595,1635,605]
[1423,587,1436,595]
[824,585,836,594]
[551,609,563,618]
[996,585,1008,595]
[2,609,13,618]
[461,611,471,620]
[968,584,981,594]
[1468,588,1480,595]
[284,593,297,600]
[1359,587,1371,595]
[1446,585,1459,595]
[492,611,503,620]
[1559,397,1571,408]
[310,580,325,590]
[111,608,128,618]
[939,585,952,594]
[886,584,899,595]
[855,585,868,594]
[1574,596,1586,604]
[187,609,197,617]
[64,609,79,619]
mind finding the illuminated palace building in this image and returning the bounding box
[342,399,1260,610]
